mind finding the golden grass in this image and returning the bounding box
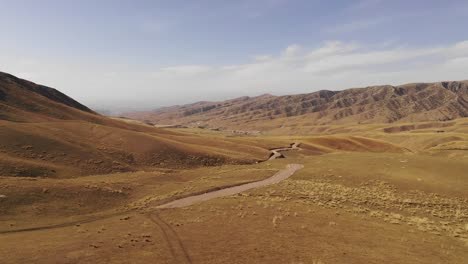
[1,118,467,263]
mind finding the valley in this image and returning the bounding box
[0,72,467,264]
[3,2,468,263]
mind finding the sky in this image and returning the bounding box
[1,0,468,112]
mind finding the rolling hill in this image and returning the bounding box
[0,71,97,122]
[124,81,468,132]
[0,72,272,178]
[2,72,467,264]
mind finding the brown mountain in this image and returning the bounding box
[0,72,270,178]
[0,71,98,122]
[125,81,468,131]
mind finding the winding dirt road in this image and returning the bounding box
[268,142,301,160]
[157,163,303,209]
[0,143,303,235]
[157,142,303,209]
[1,143,303,264]
[150,144,303,263]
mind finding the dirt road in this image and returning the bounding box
[157,163,304,209]
[0,143,302,235]
[268,142,301,160]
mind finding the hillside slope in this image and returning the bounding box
[0,71,99,122]
[0,72,271,177]
[125,81,468,131]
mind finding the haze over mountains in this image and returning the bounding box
[125,80,468,132]
[0,71,272,178]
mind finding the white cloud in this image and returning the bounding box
[282,44,302,57]
[303,46,443,74]
[1,40,468,111]
[305,41,359,60]
[253,55,273,62]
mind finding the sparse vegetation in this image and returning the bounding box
[1,72,467,263]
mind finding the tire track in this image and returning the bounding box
[148,213,192,264]
[0,210,134,235]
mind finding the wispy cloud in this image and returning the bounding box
[138,40,467,100]
[324,17,388,34]
[2,40,468,110]
[305,41,359,60]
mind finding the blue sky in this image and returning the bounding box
[1,0,468,111]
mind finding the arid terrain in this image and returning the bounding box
[124,80,468,134]
[1,72,467,264]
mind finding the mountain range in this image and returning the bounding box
[124,81,468,132]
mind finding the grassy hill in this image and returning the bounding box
[0,72,274,177]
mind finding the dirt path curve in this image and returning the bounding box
[268,142,301,160]
[151,143,303,263]
[157,163,304,209]
[0,143,302,235]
